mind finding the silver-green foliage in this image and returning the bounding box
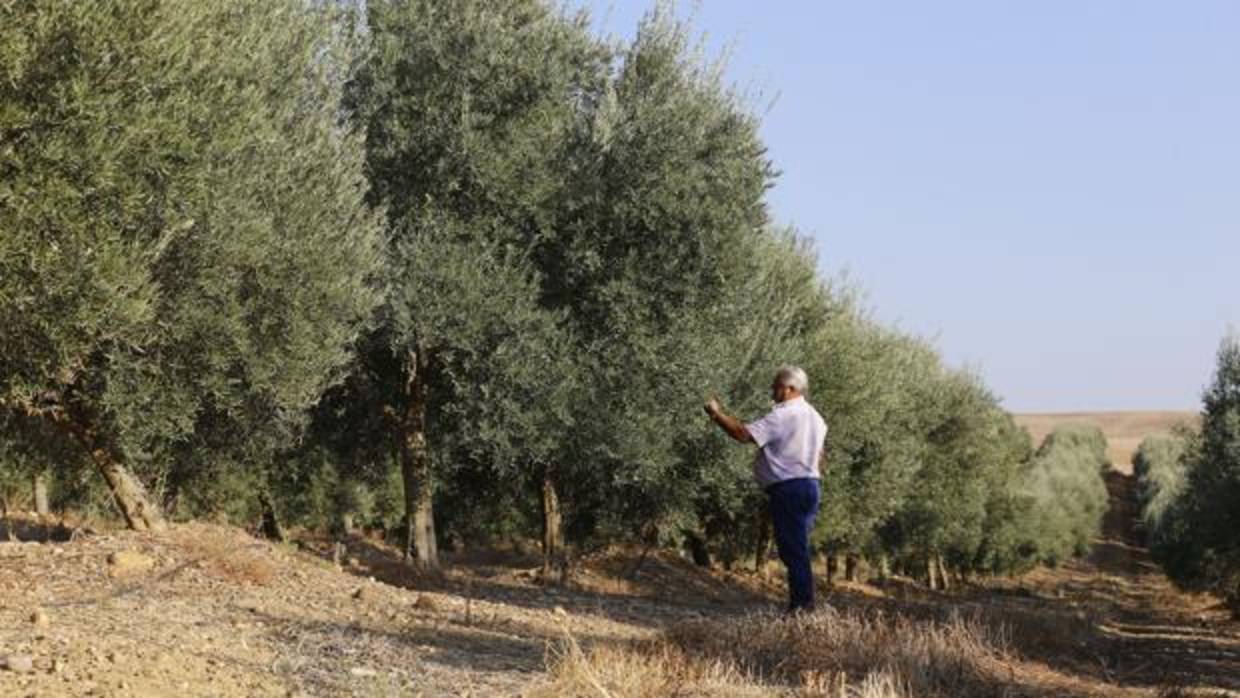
[877,368,1032,572]
[343,0,602,540]
[528,6,787,544]
[1154,335,1240,615]
[0,0,1118,575]
[1019,425,1110,563]
[1133,432,1189,541]
[679,230,835,558]
[0,0,383,487]
[811,314,940,553]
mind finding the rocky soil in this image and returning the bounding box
[0,520,769,697]
[1,472,1237,697]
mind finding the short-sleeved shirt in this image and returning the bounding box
[745,396,827,487]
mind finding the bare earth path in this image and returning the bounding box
[1037,470,1240,692]
[929,468,1240,695]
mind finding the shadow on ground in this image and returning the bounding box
[250,603,625,695]
[295,532,773,633]
[0,516,76,542]
[285,470,1240,696]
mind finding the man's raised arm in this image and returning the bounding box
[704,397,754,444]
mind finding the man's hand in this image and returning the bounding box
[704,396,753,444]
[704,396,722,418]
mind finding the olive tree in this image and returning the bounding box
[878,370,1009,587]
[0,0,384,529]
[1133,431,1190,545]
[532,6,788,559]
[1017,426,1110,564]
[346,0,604,568]
[1154,336,1240,616]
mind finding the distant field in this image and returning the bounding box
[1014,411,1198,472]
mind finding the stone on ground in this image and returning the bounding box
[3,654,34,673]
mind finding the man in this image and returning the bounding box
[705,365,826,614]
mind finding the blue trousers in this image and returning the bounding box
[767,477,820,612]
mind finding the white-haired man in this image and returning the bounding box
[705,365,827,614]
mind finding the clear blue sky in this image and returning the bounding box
[573,1,1239,412]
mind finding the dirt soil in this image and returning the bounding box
[1,469,1237,697]
[838,469,1240,697]
[0,518,774,697]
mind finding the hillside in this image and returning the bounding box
[2,478,1238,697]
[1015,411,1197,472]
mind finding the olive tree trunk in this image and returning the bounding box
[753,508,771,574]
[45,408,164,532]
[399,348,438,570]
[685,532,712,568]
[541,465,563,578]
[101,455,163,530]
[258,488,286,542]
[877,554,891,581]
[844,554,860,582]
[937,556,951,591]
[92,448,165,531]
[33,472,49,517]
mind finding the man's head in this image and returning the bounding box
[771,365,809,403]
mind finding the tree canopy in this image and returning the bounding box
[0,0,1113,589]
[1147,336,1240,616]
[0,0,385,529]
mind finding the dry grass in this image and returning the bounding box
[534,632,770,698]
[534,606,1021,698]
[1015,411,1196,472]
[177,525,277,585]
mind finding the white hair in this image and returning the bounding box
[775,365,809,394]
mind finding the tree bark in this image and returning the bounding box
[686,532,712,568]
[625,521,659,580]
[33,472,49,517]
[541,466,563,578]
[753,508,771,574]
[91,446,165,531]
[844,554,860,583]
[259,489,286,542]
[399,347,438,570]
[937,556,951,591]
[826,553,838,586]
[877,554,891,581]
[44,407,164,531]
[926,556,939,590]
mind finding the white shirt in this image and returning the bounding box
[745,396,827,487]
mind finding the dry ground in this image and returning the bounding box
[536,469,1240,697]
[0,519,773,697]
[1,469,1237,697]
[1014,411,1197,472]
